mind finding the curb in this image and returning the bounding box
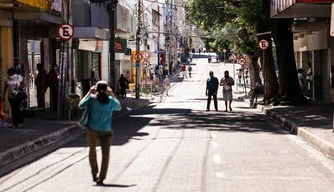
[239,97,334,159]
[0,124,81,167]
[0,99,151,168]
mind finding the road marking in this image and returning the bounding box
[211,133,216,138]
[215,172,224,178]
[214,154,221,164]
[212,142,218,148]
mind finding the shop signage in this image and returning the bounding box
[115,39,127,53]
[116,4,130,33]
[16,0,52,11]
[95,41,103,53]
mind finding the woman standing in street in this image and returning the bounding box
[3,68,25,128]
[78,80,121,185]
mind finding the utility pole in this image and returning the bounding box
[169,0,173,75]
[58,0,71,120]
[165,0,169,74]
[135,0,143,99]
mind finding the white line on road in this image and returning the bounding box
[214,154,221,164]
[212,142,219,149]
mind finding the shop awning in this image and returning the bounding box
[73,27,109,40]
[271,0,332,18]
[14,11,61,24]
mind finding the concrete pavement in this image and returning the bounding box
[238,94,334,159]
[1,54,334,191]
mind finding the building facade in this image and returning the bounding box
[271,0,334,103]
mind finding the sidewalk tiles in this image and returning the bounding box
[238,95,334,159]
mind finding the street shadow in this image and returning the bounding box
[145,108,289,135]
[187,98,244,102]
[264,104,334,130]
[94,183,137,188]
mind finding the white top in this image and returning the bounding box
[5,74,23,98]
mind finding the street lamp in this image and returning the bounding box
[90,0,118,91]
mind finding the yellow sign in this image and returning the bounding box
[16,0,52,11]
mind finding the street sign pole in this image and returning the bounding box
[135,0,142,99]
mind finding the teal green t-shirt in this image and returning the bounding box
[79,95,121,132]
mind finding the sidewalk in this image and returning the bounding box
[0,97,150,168]
[237,93,334,159]
[0,66,183,168]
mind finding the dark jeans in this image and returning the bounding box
[8,98,24,126]
[87,128,113,180]
[120,85,126,97]
[36,87,46,108]
[50,86,58,111]
[207,93,218,110]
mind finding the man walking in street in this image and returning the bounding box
[220,70,235,112]
[206,71,219,111]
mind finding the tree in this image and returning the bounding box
[271,19,308,105]
[188,0,307,105]
[187,0,266,95]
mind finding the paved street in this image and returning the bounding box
[1,55,334,192]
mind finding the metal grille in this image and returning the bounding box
[75,50,84,81]
[91,52,100,78]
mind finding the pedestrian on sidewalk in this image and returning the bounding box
[182,64,187,78]
[35,63,47,108]
[3,68,25,128]
[206,71,219,111]
[220,70,235,112]
[78,81,121,185]
[163,75,171,96]
[188,64,192,78]
[89,70,100,86]
[118,74,129,98]
[47,64,59,112]
[297,68,306,93]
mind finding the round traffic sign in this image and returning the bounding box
[143,60,150,67]
[223,49,227,53]
[143,52,149,59]
[258,39,269,50]
[134,53,142,61]
[58,24,74,41]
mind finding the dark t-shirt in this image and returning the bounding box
[207,77,219,94]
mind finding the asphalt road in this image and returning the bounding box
[1,54,334,192]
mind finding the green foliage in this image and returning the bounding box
[187,0,263,56]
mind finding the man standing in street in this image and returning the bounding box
[206,71,219,111]
[220,70,235,112]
